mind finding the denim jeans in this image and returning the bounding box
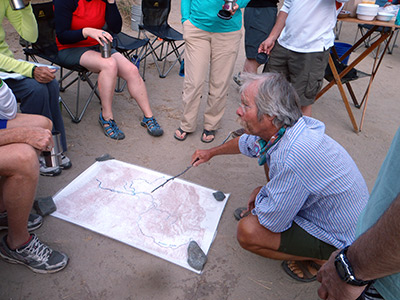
[5,77,67,151]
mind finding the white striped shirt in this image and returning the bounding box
[238,117,369,248]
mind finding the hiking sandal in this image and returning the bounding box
[141,116,164,137]
[99,112,125,140]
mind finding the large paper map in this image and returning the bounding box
[52,160,229,273]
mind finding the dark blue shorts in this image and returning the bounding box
[0,119,7,129]
[58,45,118,67]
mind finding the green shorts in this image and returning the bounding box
[278,222,337,260]
[265,42,330,107]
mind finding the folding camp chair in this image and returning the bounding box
[21,1,100,123]
[139,0,185,78]
[114,32,149,92]
[354,24,399,58]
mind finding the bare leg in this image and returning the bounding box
[7,113,52,131]
[243,58,260,74]
[112,53,153,118]
[80,51,117,120]
[0,144,39,249]
[237,214,325,265]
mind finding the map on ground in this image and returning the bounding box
[52,159,229,273]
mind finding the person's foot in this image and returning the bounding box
[0,234,68,274]
[281,260,321,282]
[99,112,125,140]
[141,116,164,137]
[201,129,216,143]
[60,153,72,169]
[0,212,43,232]
[174,127,189,141]
[39,156,62,177]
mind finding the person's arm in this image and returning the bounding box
[317,193,400,300]
[5,0,38,44]
[191,137,241,166]
[105,0,122,34]
[0,53,35,78]
[0,127,53,151]
[258,10,288,54]
[181,0,191,23]
[54,0,84,44]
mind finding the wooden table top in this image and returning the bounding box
[339,16,400,29]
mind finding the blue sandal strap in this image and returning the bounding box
[99,113,125,140]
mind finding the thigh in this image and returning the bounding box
[58,47,93,67]
[288,50,329,106]
[5,77,41,101]
[264,42,290,79]
[183,21,212,85]
[209,29,242,80]
[244,7,277,59]
[7,113,51,130]
[279,222,337,260]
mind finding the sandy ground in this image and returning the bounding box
[1,2,400,299]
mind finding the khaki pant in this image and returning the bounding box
[180,21,242,132]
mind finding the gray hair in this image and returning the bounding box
[239,72,302,127]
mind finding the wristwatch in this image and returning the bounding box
[335,246,373,286]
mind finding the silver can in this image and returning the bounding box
[9,0,26,10]
[100,39,111,58]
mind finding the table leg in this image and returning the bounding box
[328,55,359,132]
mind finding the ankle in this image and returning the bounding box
[7,233,32,250]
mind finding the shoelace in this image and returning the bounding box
[17,235,52,262]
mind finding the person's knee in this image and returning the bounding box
[236,217,258,249]
[10,145,39,181]
[103,58,118,76]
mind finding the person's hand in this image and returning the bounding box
[258,37,275,55]
[82,28,113,46]
[317,250,366,300]
[246,186,262,213]
[191,149,213,166]
[33,67,56,84]
[230,3,239,15]
[25,127,54,151]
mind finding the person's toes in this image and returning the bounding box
[176,129,186,139]
[202,133,214,142]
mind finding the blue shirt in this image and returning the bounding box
[238,117,369,248]
[181,0,250,33]
[356,127,400,300]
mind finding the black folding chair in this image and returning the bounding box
[139,0,185,78]
[114,32,149,91]
[21,2,100,123]
[354,24,399,58]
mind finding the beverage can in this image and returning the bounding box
[9,0,25,10]
[100,39,111,58]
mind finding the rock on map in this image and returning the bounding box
[52,159,229,274]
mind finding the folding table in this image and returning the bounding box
[316,17,400,132]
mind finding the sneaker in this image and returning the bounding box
[233,72,243,86]
[0,234,68,274]
[141,116,164,137]
[39,156,62,177]
[0,212,43,232]
[60,153,72,170]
